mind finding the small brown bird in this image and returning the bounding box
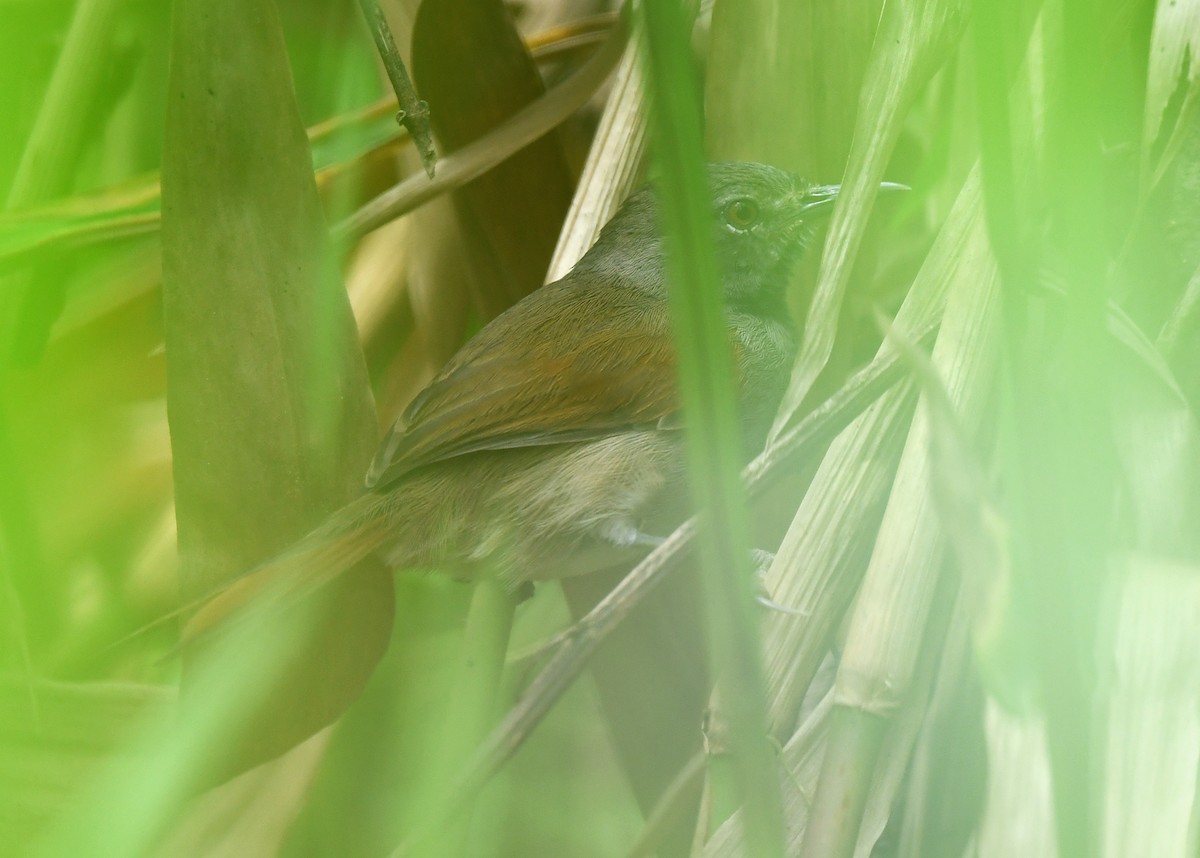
[187,162,878,635]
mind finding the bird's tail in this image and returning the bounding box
[181,491,398,646]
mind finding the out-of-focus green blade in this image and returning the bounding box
[639,3,784,856]
[0,106,401,275]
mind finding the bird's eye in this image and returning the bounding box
[722,198,760,231]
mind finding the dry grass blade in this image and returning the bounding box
[1101,555,1200,857]
[895,597,984,858]
[806,231,993,858]
[796,188,999,858]
[1141,0,1200,183]
[706,579,955,858]
[760,173,982,735]
[975,702,1057,858]
[836,268,999,719]
[701,690,834,856]
[545,28,647,280]
[760,384,916,732]
[769,0,969,439]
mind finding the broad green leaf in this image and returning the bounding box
[545,32,648,282]
[159,0,390,780]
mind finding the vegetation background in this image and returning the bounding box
[2,0,1199,856]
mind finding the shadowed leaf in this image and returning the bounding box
[160,0,392,781]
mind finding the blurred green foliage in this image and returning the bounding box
[3,0,1200,856]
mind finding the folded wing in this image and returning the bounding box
[367,280,683,489]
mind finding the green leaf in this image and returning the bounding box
[640,3,784,855]
[159,0,390,780]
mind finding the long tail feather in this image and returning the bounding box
[181,491,397,646]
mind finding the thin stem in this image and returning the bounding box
[356,0,437,177]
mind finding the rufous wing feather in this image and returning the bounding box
[368,279,684,488]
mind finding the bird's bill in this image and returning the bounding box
[796,181,909,217]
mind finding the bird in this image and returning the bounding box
[184,161,878,639]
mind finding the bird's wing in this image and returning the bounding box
[366,280,683,489]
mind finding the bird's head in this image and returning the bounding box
[704,162,839,319]
[575,161,901,323]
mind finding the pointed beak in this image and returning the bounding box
[795,181,909,218]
